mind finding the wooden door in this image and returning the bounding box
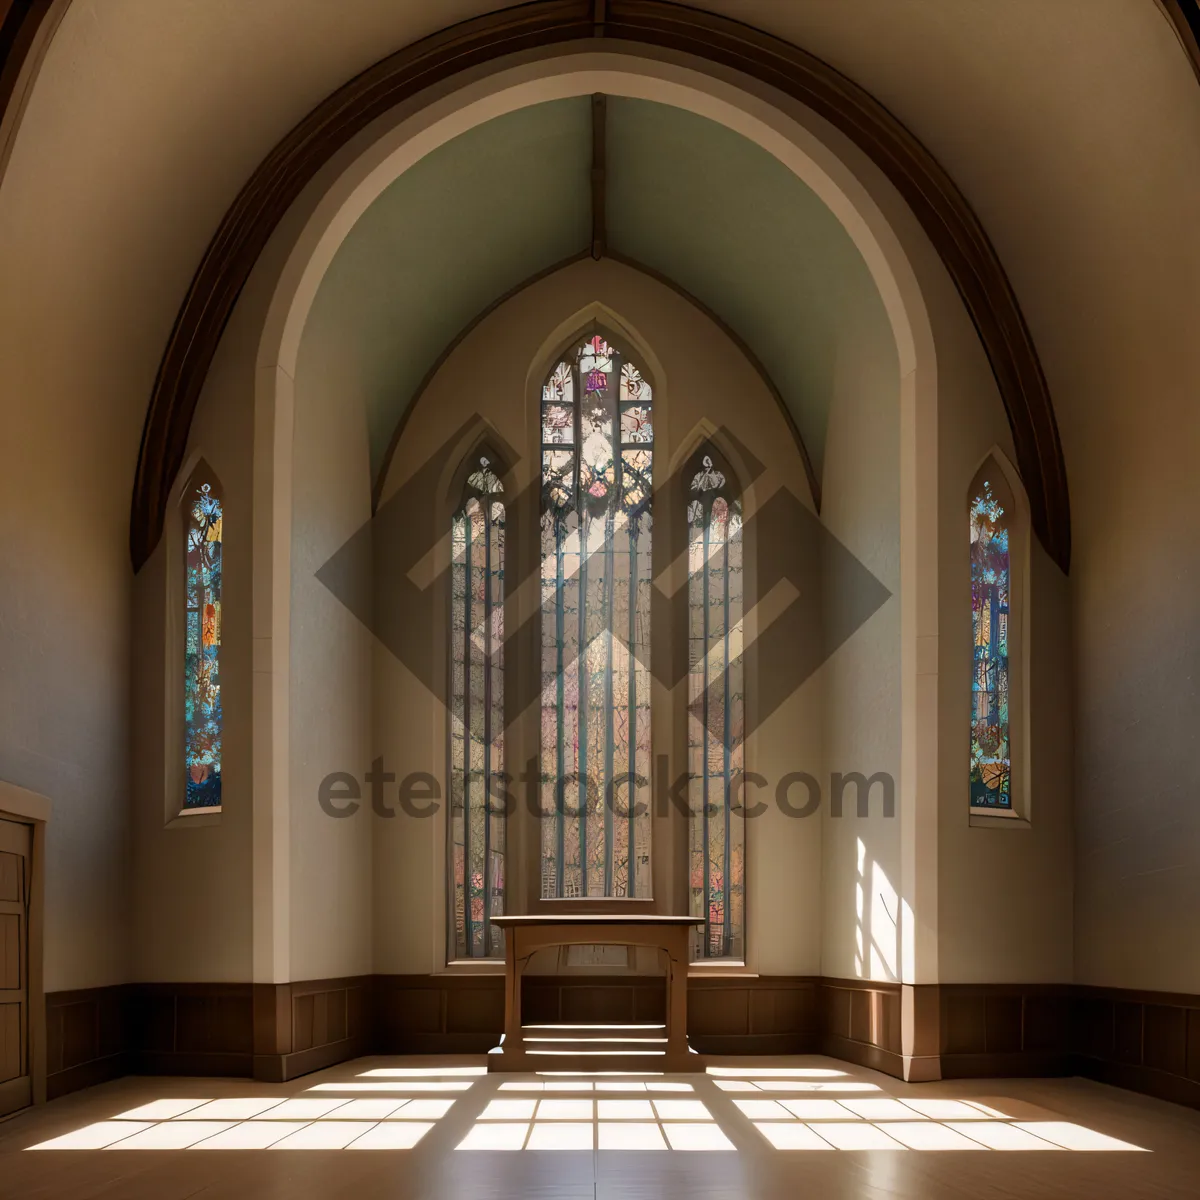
[0,818,31,1117]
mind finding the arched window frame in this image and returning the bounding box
[968,452,1029,825]
[684,442,746,962]
[447,447,509,960]
[536,326,656,903]
[181,467,224,816]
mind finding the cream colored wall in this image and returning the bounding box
[929,256,1074,986]
[371,257,823,976]
[9,0,1175,993]
[817,259,901,984]
[714,0,1196,994]
[128,287,257,983]
[287,269,376,983]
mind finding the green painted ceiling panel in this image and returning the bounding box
[606,97,895,479]
[302,97,592,478]
[300,94,897,491]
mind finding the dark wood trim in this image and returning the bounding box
[128,0,1070,573]
[251,975,373,1082]
[130,981,255,1077]
[0,1,53,127]
[43,976,1200,1116]
[1158,0,1200,85]
[45,985,129,1101]
[817,976,903,1075]
[376,973,506,1056]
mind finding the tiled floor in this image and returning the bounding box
[3,1055,1200,1198]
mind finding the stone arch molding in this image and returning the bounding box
[240,46,942,991]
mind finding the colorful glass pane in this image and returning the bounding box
[687,452,745,959]
[184,480,223,810]
[540,334,653,899]
[970,480,1011,809]
[449,457,506,958]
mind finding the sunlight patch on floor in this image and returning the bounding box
[25,1065,1150,1154]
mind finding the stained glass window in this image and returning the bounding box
[540,333,653,899]
[970,479,1011,809]
[686,449,744,959]
[184,478,223,810]
[449,455,506,957]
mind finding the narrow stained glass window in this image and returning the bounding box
[184,478,223,810]
[449,455,506,958]
[687,449,744,960]
[540,333,653,899]
[970,479,1011,809]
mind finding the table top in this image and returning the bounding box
[490,914,703,926]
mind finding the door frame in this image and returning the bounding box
[0,781,49,1109]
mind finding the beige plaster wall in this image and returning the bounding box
[369,256,823,976]
[817,252,902,984]
[286,269,376,984]
[128,282,257,983]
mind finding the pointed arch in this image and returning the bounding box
[539,325,654,899]
[684,441,746,959]
[181,462,224,812]
[968,451,1027,817]
[448,445,508,958]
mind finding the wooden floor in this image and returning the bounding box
[3,1054,1200,1199]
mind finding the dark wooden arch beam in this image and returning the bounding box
[1158,0,1200,83]
[371,250,821,512]
[0,0,69,177]
[128,0,1072,572]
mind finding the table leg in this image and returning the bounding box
[664,927,689,1070]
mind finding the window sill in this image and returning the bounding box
[167,806,222,829]
[688,964,755,978]
[435,961,506,976]
[969,807,1029,830]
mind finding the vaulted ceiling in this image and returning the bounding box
[1,0,1198,572]
[302,93,892,486]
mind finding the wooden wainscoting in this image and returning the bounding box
[370,974,821,1057]
[523,975,666,1028]
[253,976,372,1082]
[45,985,129,1100]
[938,983,1071,1078]
[689,976,819,1055]
[1072,985,1200,1109]
[819,977,903,1076]
[132,983,254,1078]
[42,977,1200,1113]
[376,974,505,1055]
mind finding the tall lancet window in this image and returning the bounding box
[184,475,223,811]
[540,333,653,899]
[686,448,745,960]
[449,454,506,958]
[970,476,1012,810]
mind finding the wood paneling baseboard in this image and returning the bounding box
[45,985,128,1100]
[376,974,504,1056]
[132,982,254,1078]
[43,977,1200,1113]
[252,976,372,1083]
[1071,985,1200,1110]
[818,977,903,1077]
[689,976,818,1056]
